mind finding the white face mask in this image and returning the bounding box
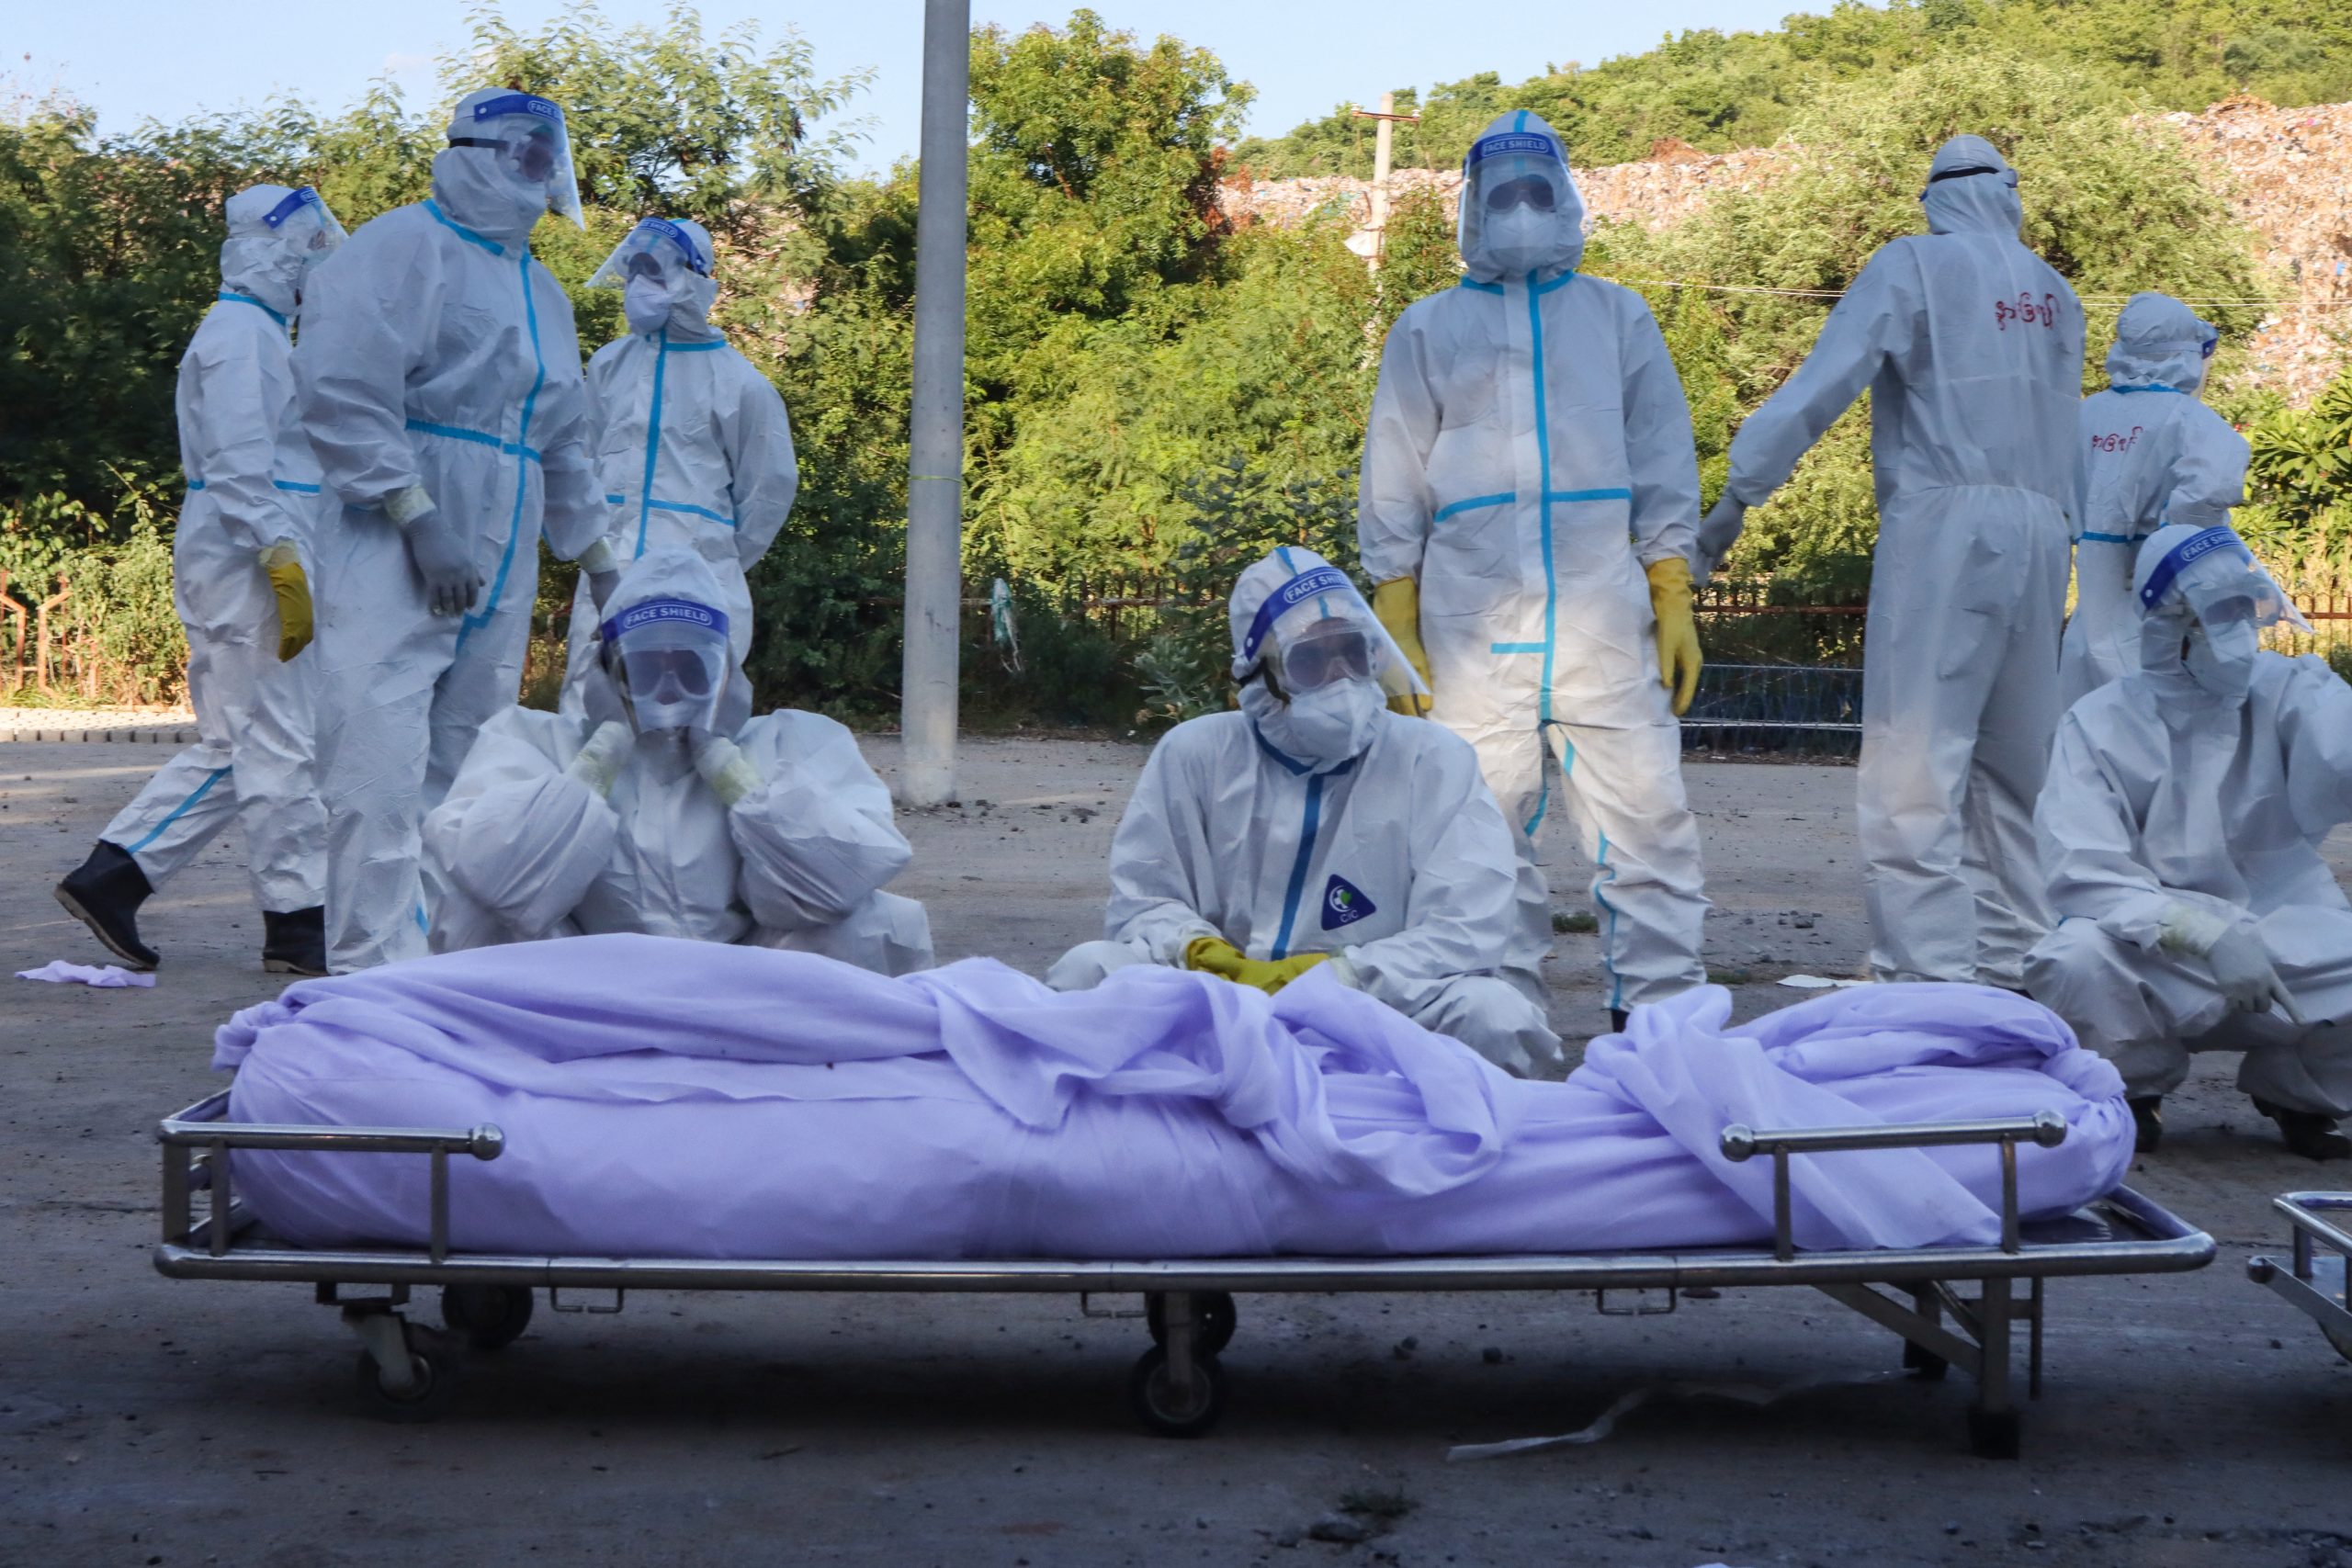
[624,275,673,334]
[1250,677,1383,767]
[2183,616,2258,703]
[1484,206,1559,276]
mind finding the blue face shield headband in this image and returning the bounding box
[2139,526,2249,612]
[1239,567,1356,666]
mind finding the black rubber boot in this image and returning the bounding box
[1610,1009,1630,1034]
[53,841,158,970]
[261,906,328,977]
[2127,1096,2164,1155]
[2254,1098,2352,1162]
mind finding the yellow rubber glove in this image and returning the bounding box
[1370,576,1434,717]
[1645,556,1701,717]
[1183,938,1331,995]
[258,542,315,661]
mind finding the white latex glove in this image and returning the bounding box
[1696,493,1747,576]
[577,537,622,611]
[2205,924,2305,1023]
[691,732,763,807]
[565,720,634,798]
[389,486,482,616]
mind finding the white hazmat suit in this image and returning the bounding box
[2060,293,2245,706]
[557,217,798,715]
[1703,136,2084,987]
[424,549,933,973]
[2026,524,2349,1158]
[1358,111,1709,1018]
[1048,547,1561,1076]
[58,185,342,974]
[295,89,604,972]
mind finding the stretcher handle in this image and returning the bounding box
[2274,1193,2352,1280]
[1718,1111,2068,1262]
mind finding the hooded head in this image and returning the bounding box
[1457,111,1585,284]
[1921,134,2023,239]
[1227,547,1424,771]
[585,547,752,742]
[2130,523,2309,709]
[2106,291,2219,395]
[433,86,584,245]
[220,184,346,319]
[589,216,722,341]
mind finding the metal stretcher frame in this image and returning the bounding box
[154,1092,2212,1455]
[2246,1191,2352,1363]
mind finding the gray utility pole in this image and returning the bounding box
[899,0,971,807]
[1350,95,1420,271]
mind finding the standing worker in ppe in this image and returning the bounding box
[1359,111,1710,1032]
[294,88,605,972]
[1047,547,1562,1077]
[55,185,344,976]
[1698,136,2083,987]
[2060,293,2245,706]
[424,548,933,973]
[2026,525,2350,1161]
[556,216,798,714]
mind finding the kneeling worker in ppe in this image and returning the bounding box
[423,549,933,973]
[2059,293,2245,707]
[57,185,345,976]
[2025,525,2351,1161]
[1358,111,1711,1033]
[1697,136,2082,988]
[557,216,797,714]
[295,87,605,972]
[1046,548,1562,1077]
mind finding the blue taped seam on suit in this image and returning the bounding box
[1527,279,1559,727]
[1435,492,1514,523]
[423,199,503,255]
[458,247,547,649]
[216,290,288,327]
[125,768,230,854]
[635,329,671,559]
[1271,773,1327,961]
[648,499,737,527]
[404,419,542,463]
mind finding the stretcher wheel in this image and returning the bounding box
[1966,1406,2020,1461]
[1903,1340,1950,1382]
[1127,1346,1223,1438]
[355,1330,459,1423]
[1146,1292,1237,1355]
[442,1284,534,1350]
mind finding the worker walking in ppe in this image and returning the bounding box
[2060,293,2245,707]
[55,185,344,976]
[1047,547,1562,1077]
[1698,135,2083,987]
[423,548,933,972]
[2026,525,2350,1161]
[1358,111,1710,1032]
[293,88,605,972]
[557,216,797,714]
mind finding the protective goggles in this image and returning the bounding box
[1483,175,1558,213]
[2139,526,2312,633]
[261,187,348,256]
[600,598,730,730]
[448,92,584,228]
[587,218,712,289]
[1277,620,1377,693]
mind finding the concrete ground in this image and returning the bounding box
[3,732,2348,1568]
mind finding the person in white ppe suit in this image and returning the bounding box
[1358,111,1710,1032]
[2026,525,2350,1161]
[294,88,605,972]
[1698,135,2083,987]
[2059,293,2245,707]
[423,548,933,972]
[55,185,344,976]
[556,216,798,714]
[1047,547,1562,1077]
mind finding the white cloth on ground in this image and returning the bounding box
[215,937,2133,1260]
[17,961,156,988]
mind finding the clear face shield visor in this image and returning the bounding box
[1458,131,1569,258]
[599,599,730,733]
[1237,567,1430,706]
[449,93,584,228]
[2140,526,2312,637]
[261,187,347,269]
[587,218,711,289]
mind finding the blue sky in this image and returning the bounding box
[13,2,1817,170]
